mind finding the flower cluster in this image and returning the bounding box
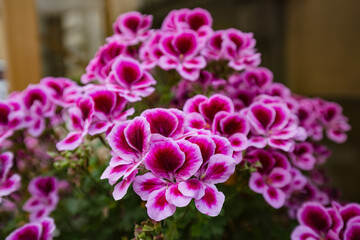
[23,176,59,221]
[0,7,356,240]
[101,108,236,221]
[291,201,360,240]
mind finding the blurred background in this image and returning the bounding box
[0,0,359,201]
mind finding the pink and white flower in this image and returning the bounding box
[247,149,291,209]
[56,96,94,151]
[222,28,261,71]
[5,217,55,240]
[0,152,21,203]
[22,85,55,137]
[23,176,59,221]
[111,11,153,45]
[158,30,206,81]
[178,135,236,216]
[244,95,299,152]
[102,116,151,200]
[106,57,156,102]
[133,138,203,221]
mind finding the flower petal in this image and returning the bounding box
[195,184,225,217]
[178,179,205,200]
[133,172,165,201]
[144,139,185,180]
[202,154,236,184]
[199,94,234,123]
[56,132,84,151]
[0,174,21,197]
[291,225,320,240]
[141,108,178,137]
[0,152,14,182]
[268,167,291,188]
[175,140,203,181]
[249,172,266,194]
[5,223,42,240]
[107,121,140,160]
[124,116,151,154]
[188,135,216,166]
[298,202,332,233]
[146,188,176,221]
[263,186,286,209]
[112,170,137,200]
[165,183,192,207]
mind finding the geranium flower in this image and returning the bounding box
[289,142,317,171]
[184,94,234,129]
[291,202,342,240]
[158,30,206,81]
[111,11,153,45]
[102,116,151,200]
[5,217,55,240]
[82,40,128,84]
[22,85,55,137]
[247,149,291,209]
[133,138,203,221]
[56,96,94,151]
[41,77,80,108]
[23,176,59,221]
[87,86,134,135]
[244,95,299,152]
[106,57,156,102]
[0,152,21,203]
[178,135,236,216]
[222,28,261,71]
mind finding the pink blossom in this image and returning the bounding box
[141,108,187,139]
[82,40,128,84]
[184,94,234,129]
[178,135,235,216]
[0,152,21,203]
[56,96,94,151]
[5,217,55,240]
[23,176,59,221]
[133,138,203,221]
[87,86,134,135]
[102,116,151,200]
[106,57,156,102]
[40,77,80,108]
[158,30,206,81]
[244,95,299,152]
[111,11,153,45]
[22,85,55,137]
[247,149,291,209]
[289,142,317,171]
[222,28,261,71]
[0,101,24,144]
[139,31,163,69]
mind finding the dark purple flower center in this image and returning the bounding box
[302,205,331,232]
[174,34,196,55]
[92,92,114,115]
[252,105,273,130]
[47,81,63,97]
[188,13,207,31]
[36,178,55,196]
[0,104,10,125]
[124,16,140,33]
[15,226,39,240]
[324,107,337,122]
[25,89,46,108]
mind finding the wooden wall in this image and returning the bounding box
[0,0,42,91]
[285,0,360,98]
